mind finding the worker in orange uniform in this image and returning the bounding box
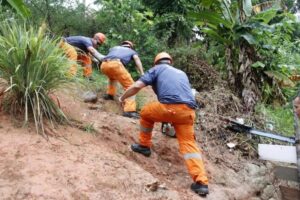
[59,33,106,78]
[101,41,144,119]
[119,52,209,196]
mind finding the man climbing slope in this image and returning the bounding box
[59,33,106,78]
[118,52,209,196]
[101,41,144,119]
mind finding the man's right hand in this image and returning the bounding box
[91,56,100,65]
[88,46,105,62]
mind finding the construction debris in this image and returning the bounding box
[226,142,237,149]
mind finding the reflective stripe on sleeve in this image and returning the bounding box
[140,125,153,133]
[183,153,202,160]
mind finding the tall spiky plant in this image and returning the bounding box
[0,19,73,136]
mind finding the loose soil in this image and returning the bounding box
[0,66,290,200]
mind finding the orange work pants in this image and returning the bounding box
[59,41,77,76]
[59,41,92,77]
[100,60,136,112]
[77,53,92,77]
[139,102,208,185]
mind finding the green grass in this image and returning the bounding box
[83,123,96,133]
[255,103,295,137]
[71,68,108,102]
[87,68,108,92]
[0,19,77,135]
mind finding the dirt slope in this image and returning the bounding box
[0,85,281,200]
[0,85,280,200]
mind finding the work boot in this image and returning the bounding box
[103,94,114,100]
[123,112,140,119]
[131,144,151,157]
[191,182,209,196]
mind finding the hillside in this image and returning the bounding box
[0,66,284,200]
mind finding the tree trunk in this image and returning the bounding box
[226,46,235,87]
[237,44,261,113]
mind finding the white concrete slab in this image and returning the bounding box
[258,144,297,164]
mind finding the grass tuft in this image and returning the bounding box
[0,19,75,136]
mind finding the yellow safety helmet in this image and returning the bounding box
[154,52,173,65]
[94,32,106,44]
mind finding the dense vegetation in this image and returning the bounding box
[0,0,300,135]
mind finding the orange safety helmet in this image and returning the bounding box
[94,32,106,44]
[154,52,173,65]
[121,40,134,49]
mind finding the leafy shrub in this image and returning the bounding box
[170,45,221,91]
[0,19,73,134]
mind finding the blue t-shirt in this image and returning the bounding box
[103,46,138,65]
[139,64,197,109]
[65,36,93,53]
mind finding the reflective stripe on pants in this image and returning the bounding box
[100,60,136,112]
[139,124,153,147]
[139,102,209,185]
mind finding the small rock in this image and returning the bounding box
[145,181,159,192]
[158,183,168,190]
[246,163,260,177]
[250,177,268,190]
[261,185,275,200]
[257,165,267,176]
[83,91,97,103]
[88,105,101,110]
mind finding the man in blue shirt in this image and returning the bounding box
[100,41,144,118]
[119,52,209,196]
[59,33,106,78]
